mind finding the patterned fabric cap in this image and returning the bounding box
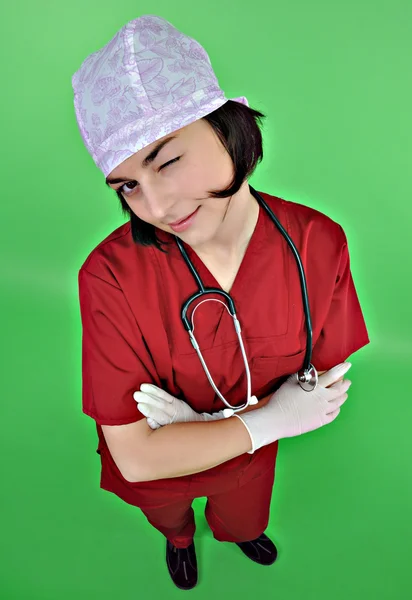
[71,14,249,178]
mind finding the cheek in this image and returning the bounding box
[125,199,154,224]
[180,156,226,190]
[174,165,206,193]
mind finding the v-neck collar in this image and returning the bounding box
[154,189,273,296]
[181,197,267,298]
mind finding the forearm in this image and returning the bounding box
[135,416,253,482]
[144,372,333,480]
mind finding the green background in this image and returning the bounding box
[1,1,411,598]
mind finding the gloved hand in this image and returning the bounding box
[234,362,353,454]
[133,384,226,429]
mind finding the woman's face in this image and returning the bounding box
[106,119,237,247]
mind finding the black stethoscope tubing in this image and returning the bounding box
[174,184,314,383]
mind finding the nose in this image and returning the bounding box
[144,189,171,222]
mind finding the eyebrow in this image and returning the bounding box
[105,135,179,186]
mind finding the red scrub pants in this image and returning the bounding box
[138,442,279,548]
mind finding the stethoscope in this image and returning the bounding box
[174,184,318,418]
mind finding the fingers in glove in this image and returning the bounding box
[324,406,341,422]
[140,384,174,402]
[147,417,161,430]
[323,378,351,410]
[136,402,171,426]
[327,378,352,393]
[318,363,352,388]
[326,390,349,414]
[136,401,154,418]
[133,391,175,418]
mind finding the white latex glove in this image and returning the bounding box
[235,362,353,454]
[133,384,226,429]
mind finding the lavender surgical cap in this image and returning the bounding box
[71,14,248,178]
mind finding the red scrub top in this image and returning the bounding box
[78,190,370,507]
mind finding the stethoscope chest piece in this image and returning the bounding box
[297,364,318,392]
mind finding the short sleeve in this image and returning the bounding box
[78,267,158,426]
[310,225,370,372]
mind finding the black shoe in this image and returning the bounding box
[166,539,198,590]
[235,532,278,565]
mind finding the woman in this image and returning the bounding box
[73,15,369,590]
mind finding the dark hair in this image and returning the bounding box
[115,100,266,252]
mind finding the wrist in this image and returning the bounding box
[235,400,280,454]
[237,393,271,414]
[200,393,271,422]
[200,410,226,422]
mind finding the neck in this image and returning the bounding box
[192,183,259,260]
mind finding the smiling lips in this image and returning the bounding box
[168,208,198,226]
[168,207,200,232]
